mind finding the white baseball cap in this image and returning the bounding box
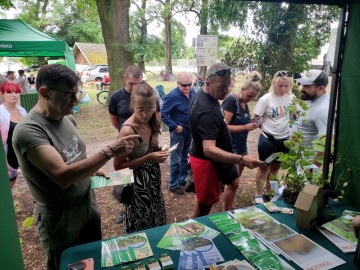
[295,69,328,86]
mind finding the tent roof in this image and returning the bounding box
[0,19,71,57]
[74,42,108,65]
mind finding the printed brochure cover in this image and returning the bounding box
[91,168,134,189]
[317,227,356,254]
[157,219,219,250]
[322,210,360,245]
[273,234,345,270]
[101,232,153,267]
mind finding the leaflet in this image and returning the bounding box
[91,168,134,189]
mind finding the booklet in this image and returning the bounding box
[157,219,219,250]
[321,210,360,245]
[209,259,255,270]
[91,168,134,189]
[263,202,294,215]
[177,237,224,269]
[273,234,346,270]
[101,232,153,267]
[68,258,94,270]
[317,226,356,254]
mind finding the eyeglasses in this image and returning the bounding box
[49,88,82,100]
[206,68,232,80]
[135,108,156,114]
[276,71,293,77]
[178,82,192,88]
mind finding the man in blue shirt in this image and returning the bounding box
[161,72,195,195]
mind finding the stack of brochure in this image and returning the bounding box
[320,210,359,252]
[228,207,346,270]
[157,219,224,269]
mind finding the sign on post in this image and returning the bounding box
[195,35,218,67]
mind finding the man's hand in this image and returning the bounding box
[244,123,258,131]
[107,134,140,157]
[175,125,183,133]
[243,156,266,169]
[93,168,109,178]
[353,215,360,238]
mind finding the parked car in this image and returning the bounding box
[81,65,109,82]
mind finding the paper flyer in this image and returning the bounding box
[263,202,294,215]
[177,237,224,269]
[91,168,134,189]
[157,219,219,250]
[101,232,153,267]
[273,234,346,270]
[317,227,356,254]
[209,259,255,270]
[322,210,360,245]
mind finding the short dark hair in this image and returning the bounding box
[18,69,24,75]
[36,64,81,91]
[125,65,143,79]
[7,71,14,76]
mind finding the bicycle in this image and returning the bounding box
[96,89,109,105]
[157,69,176,82]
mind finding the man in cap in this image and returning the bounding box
[291,69,329,166]
[189,62,265,217]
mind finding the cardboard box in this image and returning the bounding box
[294,184,320,230]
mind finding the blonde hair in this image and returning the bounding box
[269,71,294,95]
[243,71,262,92]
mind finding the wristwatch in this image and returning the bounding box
[239,155,244,166]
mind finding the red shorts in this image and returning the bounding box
[189,155,220,205]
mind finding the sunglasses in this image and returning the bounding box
[4,90,21,94]
[206,68,232,80]
[276,71,293,77]
[178,82,192,88]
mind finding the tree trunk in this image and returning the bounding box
[164,0,172,74]
[138,0,147,72]
[96,0,133,97]
[198,0,208,80]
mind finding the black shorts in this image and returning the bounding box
[258,132,289,161]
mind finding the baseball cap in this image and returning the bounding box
[295,69,328,87]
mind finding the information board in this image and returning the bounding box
[196,35,218,67]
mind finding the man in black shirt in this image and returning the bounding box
[189,62,265,217]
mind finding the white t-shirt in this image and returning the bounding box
[291,93,330,146]
[254,92,295,140]
[17,76,30,93]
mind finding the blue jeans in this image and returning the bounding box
[169,131,191,190]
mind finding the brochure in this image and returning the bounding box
[68,258,94,270]
[91,168,134,189]
[317,226,356,253]
[273,234,346,270]
[101,232,153,267]
[209,259,255,270]
[263,202,294,215]
[157,219,219,250]
[177,237,224,269]
[321,210,360,245]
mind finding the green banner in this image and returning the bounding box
[334,2,360,207]
[0,141,24,269]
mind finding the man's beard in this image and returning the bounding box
[301,92,315,101]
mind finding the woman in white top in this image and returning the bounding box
[253,71,295,203]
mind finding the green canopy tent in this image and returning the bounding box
[0,19,75,71]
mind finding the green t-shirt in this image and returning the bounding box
[12,110,90,206]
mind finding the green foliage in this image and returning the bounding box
[22,215,35,229]
[287,96,308,127]
[209,1,339,94]
[0,0,13,9]
[278,132,316,192]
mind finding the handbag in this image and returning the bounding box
[112,184,134,204]
[212,162,239,185]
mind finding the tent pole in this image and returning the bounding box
[324,6,348,184]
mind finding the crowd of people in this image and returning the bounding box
[0,62,338,269]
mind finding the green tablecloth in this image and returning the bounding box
[60,200,359,270]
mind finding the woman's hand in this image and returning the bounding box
[244,123,258,131]
[150,151,169,163]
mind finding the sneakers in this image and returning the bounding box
[255,195,264,204]
[116,211,125,224]
[169,186,185,195]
